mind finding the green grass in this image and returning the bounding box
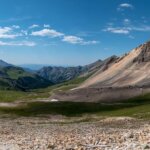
[0,76,89,102]
[0,66,32,80]
[0,90,50,102]
[62,75,90,85]
[0,75,149,119]
[0,93,149,118]
[6,68,31,79]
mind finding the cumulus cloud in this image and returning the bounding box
[62,35,99,45]
[29,24,39,29]
[0,41,36,46]
[118,3,133,11]
[103,27,130,34]
[62,36,83,44]
[104,24,150,35]
[132,25,150,31]
[0,27,21,39]
[31,29,64,37]
[120,3,133,8]
[81,40,99,45]
[0,25,98,46]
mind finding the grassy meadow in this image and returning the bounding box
[0,76,149,119]
[0,76,88,102]
[0,92,149,119]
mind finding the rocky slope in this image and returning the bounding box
[79,41,150,88]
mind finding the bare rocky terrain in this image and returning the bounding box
[80,42,150,89]
[0,117,149,150]
[51,86,150,102]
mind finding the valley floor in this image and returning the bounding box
[0,117,149,150]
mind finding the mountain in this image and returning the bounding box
[79,41,150,88]
[80,55,118,77]
[37,56,118,84]
[0,66,52,90]
[37,66,85,84]
[0,59,13,68]
[51,41,150,102]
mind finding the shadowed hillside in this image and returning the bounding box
[0,66,52,90]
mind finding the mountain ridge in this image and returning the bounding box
[51,40,150,102]
[79,41,150,88]
[37,56,118,84]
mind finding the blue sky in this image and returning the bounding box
[0,0,150,66]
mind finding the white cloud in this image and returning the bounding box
[104,25,150,34]
[31,29,64,37]
[119,3,133,8]
[123,19,130,24]
[0,25,99,46]
[0,27,11,33]
[0,27,21,39]
[0,41,36,46]
[62,36,83,44]
[132,25,150,31]
[29,24,39,29]
[62,35,99,45]
[118,3,133,11]
[103,27,130,34]
[44,24,50,28]
[81,40,99,45]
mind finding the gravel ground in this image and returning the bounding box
[0,117,149,150]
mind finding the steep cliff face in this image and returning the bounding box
[133,41,150,63]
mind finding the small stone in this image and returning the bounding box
[144,144,150,149]
[47,144,55,149]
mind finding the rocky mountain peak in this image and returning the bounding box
[133,41,150,63]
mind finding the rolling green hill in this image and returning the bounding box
[0,66,52,90]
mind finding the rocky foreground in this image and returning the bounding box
[0,117,149,150]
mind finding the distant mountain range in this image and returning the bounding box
[2,40,150,95]
[37,56,118,84]
[0,52,122,91]
[0,56,119,90]
[19,64,50,71]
